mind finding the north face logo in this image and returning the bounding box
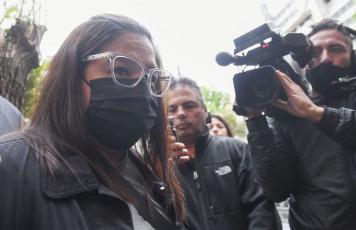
[215,166,232,176]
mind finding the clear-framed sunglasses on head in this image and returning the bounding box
[81,52,174,97]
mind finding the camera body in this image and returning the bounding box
[216,22,314,117]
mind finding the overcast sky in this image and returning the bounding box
[39,0,281,99]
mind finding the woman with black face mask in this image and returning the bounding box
[0,14,186,230]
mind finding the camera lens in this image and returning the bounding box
[252,77,275,99]
[233,66,279,107]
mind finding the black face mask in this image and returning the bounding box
[85,78,158,151]
[306,63,350,95]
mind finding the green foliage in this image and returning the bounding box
[0,0,43,31]
[24,60,50,118]
[0,4,19,29]
[201,86,247,140]
[201,86,231,114]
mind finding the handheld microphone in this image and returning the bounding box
[168,116,179,142]
[168,116,190,162]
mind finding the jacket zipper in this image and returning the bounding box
[192,168,210,229]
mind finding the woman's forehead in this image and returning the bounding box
[100,32,156,67]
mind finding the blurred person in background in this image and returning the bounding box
[208,114,233,137]
[0,95,22,135]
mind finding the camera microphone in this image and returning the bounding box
[216,52,242,66]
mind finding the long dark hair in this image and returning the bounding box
[24,14,185,219]
[211,114,233,137]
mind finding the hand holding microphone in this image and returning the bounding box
[168,116,190,163]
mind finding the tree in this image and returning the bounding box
[0,0,46,113]
[201,86,231,114]
[201,86,247,140]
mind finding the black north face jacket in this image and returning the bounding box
[178,127,281,230]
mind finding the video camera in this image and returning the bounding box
[216,22,314,117]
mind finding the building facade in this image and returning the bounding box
[261,0,356,35]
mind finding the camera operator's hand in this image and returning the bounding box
[271,70,324,123]
[169,135,190,163]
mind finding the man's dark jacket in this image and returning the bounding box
[0,134,185,230]
[0,96,22,134]
[179,127,281,230]
[247,90,356,230]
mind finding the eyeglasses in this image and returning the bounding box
[81,52,174,97]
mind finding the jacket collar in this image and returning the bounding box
[41,152,101,199]
[40,149,185,228]
[195,125,212,155]
[40,149,164,200]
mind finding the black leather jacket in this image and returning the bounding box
[179,127,281,230]
[0,134,185,230]
[247,91,356,230]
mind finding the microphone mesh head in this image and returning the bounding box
[216,52,233,66]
